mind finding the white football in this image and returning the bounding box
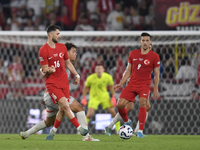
[118,125,133,139]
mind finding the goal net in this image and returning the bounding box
[0,31,200,135]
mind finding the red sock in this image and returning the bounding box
[118,107,128,122]
[54,119,62,128]
[139,107,146,130]
[70,117,80,128]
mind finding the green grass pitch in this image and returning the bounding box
[0,134,199,150]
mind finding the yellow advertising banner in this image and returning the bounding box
[155,0,200,30]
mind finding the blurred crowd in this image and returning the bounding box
[0,0,155,31]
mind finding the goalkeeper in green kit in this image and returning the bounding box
[81,64,121,132]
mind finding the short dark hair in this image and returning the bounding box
[64,42,77,51]
[46,25,61,34]
[96,64,104,67]
[141,32,151,39]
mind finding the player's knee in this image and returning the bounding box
[45,120,54,127]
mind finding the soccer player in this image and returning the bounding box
[39,25,89,137]
[105,44,153,136]
[81,64,121,132]
[20,42,99,141]
[113,32,160,138]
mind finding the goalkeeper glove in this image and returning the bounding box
[111,95,117,107]
[81,96,87,106]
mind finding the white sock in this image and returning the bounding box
[26,120,46,136]
[108,113,123,129]
[76,111,88,129]
[76,111,89,136]
[134,112,148,132]
[138,130,143,134]
[52,127,57,133]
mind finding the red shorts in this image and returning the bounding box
[46,85,70,104]
[119,84,150,102]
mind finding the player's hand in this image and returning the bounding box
[113,84,122,91]
[73,77,80,85]
[49,65,55,73]
[153,87,159,99]
[111,95,117,107]
[81,96,87,106]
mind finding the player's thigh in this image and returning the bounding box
[47,86,70,104]
[101,96,112,110]
[106,107,116,117]
[58,97,70,110]
[70,99,84,113]
[126,102,134,113]
[138,87,150,107]
[88,97,100,110]
[119,85,137,102]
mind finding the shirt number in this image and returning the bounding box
[137,64,141,70]
[54,60,60,68]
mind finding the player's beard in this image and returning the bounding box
[52,37,58,43]
[143,45,148,51]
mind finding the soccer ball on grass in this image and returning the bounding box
[118,125,133,139]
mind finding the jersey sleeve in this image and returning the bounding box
[154,54,160,68]
[108,75,114,86]
[39,46,48,66]
[128,51,132,64]
[63,45,69,60]
[85,76,91,87]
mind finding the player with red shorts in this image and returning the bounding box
[39,25,89,139]
[114,32,160,138]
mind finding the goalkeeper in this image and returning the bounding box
[81,64,121,132]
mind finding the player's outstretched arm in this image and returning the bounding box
[114,63,132,91]
[153,67,160,99]
[65,59,80,84]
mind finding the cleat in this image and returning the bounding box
[46,129,55,140]
[104,127,112,136]
[78,127,89,136]
[20,131,28,139]
[135,131,147,137]
[82,135,100,141]
[137,132,144,138]
[124,119,132,126]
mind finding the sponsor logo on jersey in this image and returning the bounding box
[144,59,150,65]
[54,53,58,57]
[139,58,143,61]
[133,59,137,61]
[143,94,147,95]
[59,53,64,58]
[48,56,53,60]
[39,57,44,61]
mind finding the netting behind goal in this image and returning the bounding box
[0,31,200,135]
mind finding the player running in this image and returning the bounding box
[113,32,160,138]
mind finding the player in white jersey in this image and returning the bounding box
[20,42,99,141]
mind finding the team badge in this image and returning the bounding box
[144,59,150,65]
[59,53,64,58]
